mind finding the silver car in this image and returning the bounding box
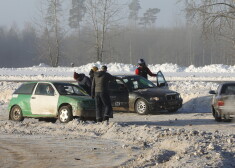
[209,82,235,121]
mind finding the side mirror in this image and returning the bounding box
[209,90,216,94]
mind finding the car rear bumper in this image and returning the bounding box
[218,107,235,115]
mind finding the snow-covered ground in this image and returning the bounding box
[0,62,235,168]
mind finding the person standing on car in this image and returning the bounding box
[91,65,115,123]
[74,72,92,96]
[135,59,157,79]
[89,66,98,81]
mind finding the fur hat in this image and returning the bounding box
[92,66,98,72]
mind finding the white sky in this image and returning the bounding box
[0,0,185,29]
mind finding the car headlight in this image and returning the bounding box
[178,94,182,99]
[150,97,160,101]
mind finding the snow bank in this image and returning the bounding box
[1,62,235,76]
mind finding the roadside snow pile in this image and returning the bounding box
[1,62,235,81]
[148,63,184,72]
[35,63,51,67]
[168,81,218,113]
[0,119,234,168]
[0,82,20,104]
[185,64,235,73]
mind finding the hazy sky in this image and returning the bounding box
[0,0,185,29]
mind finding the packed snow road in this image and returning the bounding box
[0,81,235,168]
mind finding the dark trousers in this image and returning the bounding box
[95,92,112,121]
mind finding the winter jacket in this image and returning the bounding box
[74,72,92,95]
[91,71,115,97]
[89,69,95,81]
[135,66,156,79]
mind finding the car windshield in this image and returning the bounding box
[122,76,157,90]
[53,83,87,96]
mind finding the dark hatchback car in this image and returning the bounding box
[209,82,235,121]
[109,71,183,115]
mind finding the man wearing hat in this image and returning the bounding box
[135,59,156,79]
[74,72,92,95]
[91,65,115,123]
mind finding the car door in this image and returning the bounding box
[30,83,59,115]
[109,78,129,111]
[156,71,168,89]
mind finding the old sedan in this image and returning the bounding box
[109,71,183,115]
[8,82,96,123]
[209,82,235,121]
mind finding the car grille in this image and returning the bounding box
[166,94,178,101]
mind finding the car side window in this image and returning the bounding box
[14,83,36,94]
[35,83,55,96]
[109,80,119,91]
[156,71,167,87]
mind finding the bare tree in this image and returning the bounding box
[36,0,65,67]
[184,0,235,51]
[84,0,123,62]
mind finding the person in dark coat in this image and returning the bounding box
[91,65,115,123]
[74,72,92,96]
[89,66,98,81]
[135,59,156,79]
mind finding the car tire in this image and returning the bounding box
[212,108,216,117]
[58,106,73,123]
[135,99,149,115]
[10,105,24,121]
[214,110,222,122]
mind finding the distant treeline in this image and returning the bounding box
[0,24,232,68]
[0,0,234,68]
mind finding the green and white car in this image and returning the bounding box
[8,82,96,123]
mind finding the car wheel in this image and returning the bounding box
[135,99,149,115]
[10,105,24,121]
[214,111,222,122]
[58,106,73,123]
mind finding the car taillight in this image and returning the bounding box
[218,101,224,106]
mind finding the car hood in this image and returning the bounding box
[133,87,178,97]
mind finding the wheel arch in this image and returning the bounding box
[134,97,149,109]
[134,97,149,114]
[9,104,21,120]
[58,103,73,116]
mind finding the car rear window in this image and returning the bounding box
[221,84,235,95]
[14,83,36,94]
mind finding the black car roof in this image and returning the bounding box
[114,75,140,78]
[220,82,235,85]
